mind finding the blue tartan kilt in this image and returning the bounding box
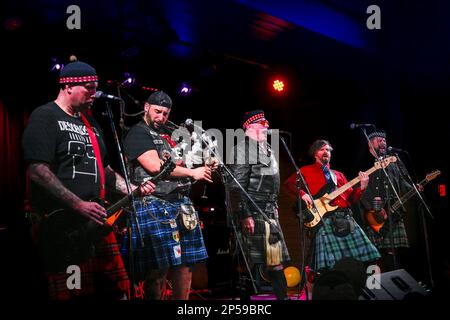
[121,196,208,280]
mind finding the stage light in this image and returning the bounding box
[439,184,446,197]
[51,58,64,72]
[142,86,159,91]
[4,17,23,31]
[272,79,285,92]
[179,82,192,96]
[122,72,135,87]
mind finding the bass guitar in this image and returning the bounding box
[304,156,397,228]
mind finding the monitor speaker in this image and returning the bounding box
[360,269,429,300]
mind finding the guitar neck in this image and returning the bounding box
[391,177,428,211]
[327,166,379,200]
[104,160,176,216]
[106,188,141,215]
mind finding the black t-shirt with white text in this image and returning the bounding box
[22,102,108,213]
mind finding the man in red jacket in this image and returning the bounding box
[285,139,380,274]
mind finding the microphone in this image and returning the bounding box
[184,118,206,132]
[349,123,374,129]
[94,91,123,101]
[184,118,194,127]
[267,129,291,135]
[387,146,406,153]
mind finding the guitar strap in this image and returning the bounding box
[80,113,106,200]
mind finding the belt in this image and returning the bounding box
[142,193,186,203]
[328,208,353,218]
[248,192,278,202]
[163,192,187,202]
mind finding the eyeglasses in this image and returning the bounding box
[251,119,270,127]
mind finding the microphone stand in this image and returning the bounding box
[395,153,433,219]
[185,123,294,297]
[393,153,435,287]
[104,100,144,300]
[278,135,317,301]
[186,122,283,235]
[194,125,261,296]
[221,170,258,298]
[362,128,404,270]
[166,120,259,296]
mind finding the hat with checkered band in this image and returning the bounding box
[242,110,266,130]
[59,60,98,84]
[367,128,386,140]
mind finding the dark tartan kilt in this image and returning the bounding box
[240,208,290,266]
[313,211,381,272]
[46,232,129,300]
[121,196,208,280]
[365,219,409,249]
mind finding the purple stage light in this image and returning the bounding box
[179,83,192,96]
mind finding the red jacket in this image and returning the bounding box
[284,162,363,208]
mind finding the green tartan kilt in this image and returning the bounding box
[313,211,381,272]
[365,219,410,249]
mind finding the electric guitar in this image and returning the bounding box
[303,156,397,228]
[38,156,176,271]
[365,170,441,233]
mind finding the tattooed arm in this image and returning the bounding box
[28,162,107,225]
[105,165,128,194]
[104,165,155,196]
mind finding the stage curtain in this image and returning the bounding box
[0,99,28,221]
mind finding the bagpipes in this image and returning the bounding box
[160,119,220,169]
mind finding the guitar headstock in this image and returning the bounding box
[425,170,441,181]
[374,156,397,169]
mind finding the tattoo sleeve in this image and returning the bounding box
[105,166,131,195]
[28,163,81,210]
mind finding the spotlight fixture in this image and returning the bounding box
[179,82,192,96]
[122,72,135,87]
[51,58,64,72]
[272,79,285,92]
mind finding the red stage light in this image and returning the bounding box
[272,79,285,92]
[439,184,446,197]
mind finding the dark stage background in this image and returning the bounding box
[1,0,449,299]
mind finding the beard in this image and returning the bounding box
[319,155,330,165]
[144,114,159,130]
[376,147,387,156]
